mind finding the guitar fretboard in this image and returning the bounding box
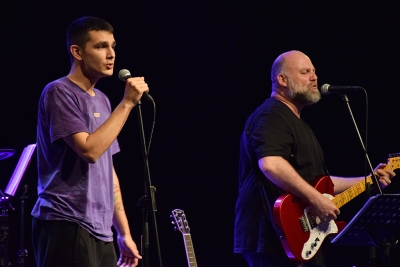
[183,234,197,267]
[332,176,373,208]
[332,159,400,209]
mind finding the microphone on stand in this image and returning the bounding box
[320,84,363,95]
[118,69,153,101]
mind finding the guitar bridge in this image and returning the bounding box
[299,216,309,232]
[300,207,318,234]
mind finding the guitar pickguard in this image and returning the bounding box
[301,193,338,260]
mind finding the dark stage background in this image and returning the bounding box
[1,1,400,266]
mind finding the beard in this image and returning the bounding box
[286,78,321,106]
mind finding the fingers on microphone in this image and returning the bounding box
[127,79,148,89]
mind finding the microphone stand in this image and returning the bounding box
[341,94,382,193]
[341,93,382,267]
[135,99,162,267]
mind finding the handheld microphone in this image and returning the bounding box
[320,84,363,95]
[118,69,152,101]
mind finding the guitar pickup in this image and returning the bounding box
[306,212,317,228]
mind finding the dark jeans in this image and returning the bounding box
[32,217,117,267]
[242,251,324,267]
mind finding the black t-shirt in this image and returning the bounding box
[234,98,327,266]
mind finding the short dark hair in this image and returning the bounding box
[66,16,114,62]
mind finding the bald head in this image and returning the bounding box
[271,50,311,90]
[270,50,319,108]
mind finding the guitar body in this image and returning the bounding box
[273,154,400,262]
[273,176,346,262]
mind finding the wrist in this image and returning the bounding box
[120,99,136,109]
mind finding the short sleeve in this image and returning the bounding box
[44,85,89,143]
[249,110,294,161]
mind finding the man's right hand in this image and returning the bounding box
[124,77,149,106]
[309,193,340,223]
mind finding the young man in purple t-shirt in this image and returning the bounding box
[31,16,148,267]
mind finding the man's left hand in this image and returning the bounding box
[116,234,142,267]
[374,163,396,188]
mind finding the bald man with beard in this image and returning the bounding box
[234,50,395,267]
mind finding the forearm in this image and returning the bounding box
[65,100,135,163]
[331,163,396,193]
[259,156,340,222]
[258,156,323,204]
[330,176,365,194]
[112,166,131,236]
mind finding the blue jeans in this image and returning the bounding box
[242,251,324,267]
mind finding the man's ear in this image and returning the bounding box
[70,45,83,61]
[277,73,288,87]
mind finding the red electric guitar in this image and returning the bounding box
[273,154,400,262]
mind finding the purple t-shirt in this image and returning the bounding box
[31,77,120,242]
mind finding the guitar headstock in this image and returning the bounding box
[388,153,400,171]
[171,209,190,234]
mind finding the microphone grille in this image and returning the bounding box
[118,69,131,81]
[320,84,330,95]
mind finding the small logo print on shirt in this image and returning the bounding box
[94,113,100,117]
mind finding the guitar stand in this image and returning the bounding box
[331,194,400,267]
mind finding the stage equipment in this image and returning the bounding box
[332,194,400,267]
[0,150,15,161]
[1,144,36,267]
[118,70,162,267]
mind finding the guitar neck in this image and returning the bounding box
[183,233,198,267]
[332,158,400,209]
[332,176,373,209]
